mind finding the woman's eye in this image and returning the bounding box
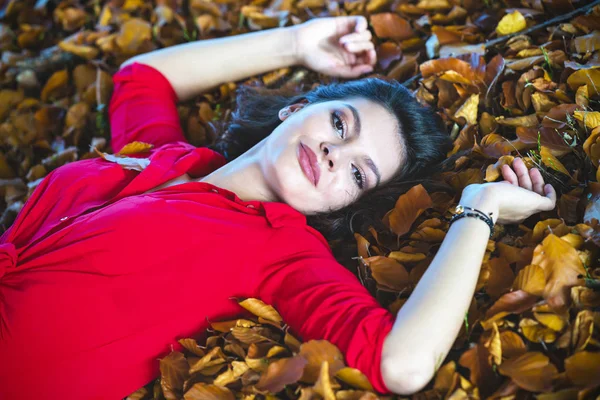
[352,165,365,190]
[331,111,346,138]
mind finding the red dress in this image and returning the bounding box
[0,63,395,399]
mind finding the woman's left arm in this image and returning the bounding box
[121,16,376,102]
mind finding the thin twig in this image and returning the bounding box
[484,0,600,49]
[401,0,600,87]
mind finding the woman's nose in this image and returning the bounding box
[321,142,341,170]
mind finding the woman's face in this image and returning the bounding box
[260,96,404,214]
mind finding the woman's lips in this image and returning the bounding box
[298,142,321,187]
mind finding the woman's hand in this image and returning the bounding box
[292,16,376,78]
[460,157,557,225]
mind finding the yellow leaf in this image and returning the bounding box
[496,11,527,36]
[41,69,69,103]
[213,361,249,387]
[238,298,282,323]
[313,362,336,400]
[512,264,545,297]
[117,141,154,156]
[335,367,374,391]
[540,146,570,176]
[574,110,600,130]
[575,85,589,107]
[567,68,600,97]
[454,94,479,125]
[485,156,515,182]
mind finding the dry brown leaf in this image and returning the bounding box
[298,340,345,384]
[255,355,308,393]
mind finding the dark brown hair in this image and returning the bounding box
[209,77,453,243]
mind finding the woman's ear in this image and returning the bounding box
[278,99,310,121]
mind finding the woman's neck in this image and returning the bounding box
[197,140,279,203]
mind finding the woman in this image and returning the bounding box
[0,16,556,399]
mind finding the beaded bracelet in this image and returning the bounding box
[449,205,495,239]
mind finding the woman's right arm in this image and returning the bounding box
[380,158,557,394]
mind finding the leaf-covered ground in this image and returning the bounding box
[1,0,600,399]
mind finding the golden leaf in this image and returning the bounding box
[485,156,515,182]
[512,264,546,297]
[496,11,527,35]
[387,251,427,263]
[584,127,600,167]
[567,68,600,97]
[499,331,527,359]
[539,146,570,176]
[239,298,282,323]
[117,141,154,156]
[95,149,151,172]
[41,69,69,103]
[575,84,589,107]
[313,361,336,400]
[531,234,586,312]
[564,351,600,387]
[335,367,374,391]
[497,352,557,392]
[115,18,152,55]
[213,361,249,386]
[574,110,600,130]
[454,94,479,126]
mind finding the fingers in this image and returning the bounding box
[502,158,546,196]
[339,30,372,46]
[530,167,545,196]
[354,15,368,32]
[501,164,518,185]
[339,30,376,71]
[341,39,375,54]
[501,156,557,211]
[336,15,368,36]
[513,157,532,190]
[543,184,557,207]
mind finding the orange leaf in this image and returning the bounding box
[387,184,433,236]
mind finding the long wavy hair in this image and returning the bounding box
[209,76,454,245]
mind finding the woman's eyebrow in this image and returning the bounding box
[343,103,381,187]
[363,156,381,187]
[343,103,361,138]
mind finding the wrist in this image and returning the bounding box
[458,187,499,225]
[287,25,304,67]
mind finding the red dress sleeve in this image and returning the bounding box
[255,227,395,394]
[108,62,187,153]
